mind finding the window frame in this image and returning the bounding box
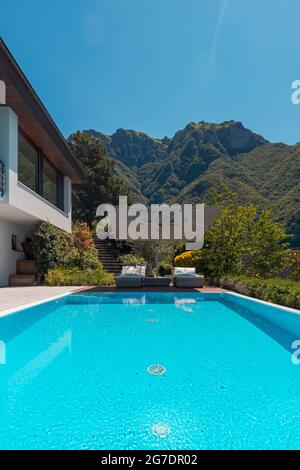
[18,128,65,212]
[18,128,40,193]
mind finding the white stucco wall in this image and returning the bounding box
[12,182,71,232]
[0,106,72,232]
[0,218,30,286]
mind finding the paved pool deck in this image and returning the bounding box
[0,285,225,314]
[0,286,84,313]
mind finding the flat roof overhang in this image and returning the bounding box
[0,38,83,183]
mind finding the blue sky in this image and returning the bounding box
[1,0,300,143]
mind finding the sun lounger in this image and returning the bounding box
[116,265,145,288]
[173,267,204,288]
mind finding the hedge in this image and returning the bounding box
[33,221,101,279]
[45,267,114,287]
[213,276,300,310]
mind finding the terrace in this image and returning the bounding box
[0,285,226,316]
[0,286,83,315]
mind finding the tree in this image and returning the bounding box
[202,189,292,278]
[242,210,293,276]
[69,131,126,226]
[131,240,177,275]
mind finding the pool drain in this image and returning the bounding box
[147,364,166,376]
[145,318,159,323]
[220,385,229,390]
[152,423,171,439]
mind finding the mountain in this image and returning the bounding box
[83,121,300,245]
[87,128,167,167]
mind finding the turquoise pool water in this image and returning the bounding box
[0,292,300,450]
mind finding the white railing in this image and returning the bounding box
[0,160,5,197]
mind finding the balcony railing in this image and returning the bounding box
[0,160,5,197]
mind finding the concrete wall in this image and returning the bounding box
[0,218,30,286]
[13,182,71,232]
[0,106,72,232]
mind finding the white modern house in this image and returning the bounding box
[0,39,83,286]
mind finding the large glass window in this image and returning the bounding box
[18,133,38,192]
[43,158,57,207]
[18,131,65,211]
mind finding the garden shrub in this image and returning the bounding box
[67,249,100,270]
[32,221,73,278]
[45,266,114,286]
[119,253,147,266]
[72,221,95,251]
[33,221,100,279]
[289,250,300,281]
[291,268,300,282]
[174,250,204,273]
[173,241,186,260]
[216,275,300,309]
[158,262,172,276]
[68,222,100,270]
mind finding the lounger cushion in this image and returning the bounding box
[136,265,146,276]
[173,267,196,275]
[121,265,146,276]
[121,266,140,275]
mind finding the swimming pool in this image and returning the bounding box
[0,291,300,450]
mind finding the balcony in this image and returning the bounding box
[0,160,4,197]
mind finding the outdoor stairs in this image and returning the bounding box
[92,237,122,276]
[9,260,37,287]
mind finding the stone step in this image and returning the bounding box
[98,253,117,257]
[101,264,121,270]
[103,268,120,271]
[103,269,121,273]
[103,265,121,268]
[9,274,36,287]
[92,236,122,275]
[100,261,119,264]
[17,260,37,275]
[102,261,121,264]
[103,266,120,269]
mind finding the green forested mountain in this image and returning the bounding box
[83,120,300,245]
